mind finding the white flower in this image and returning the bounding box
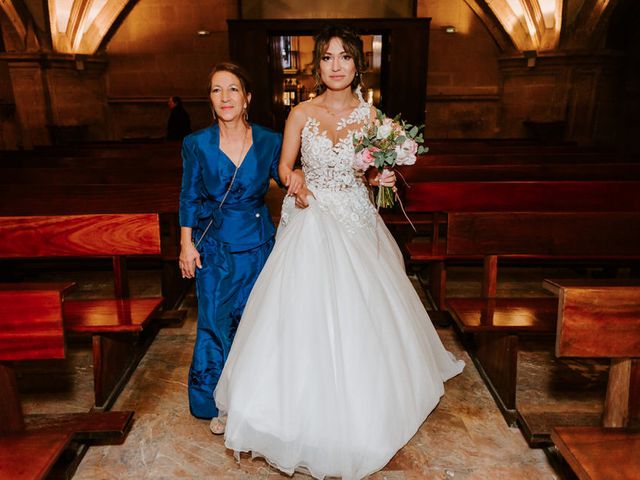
[395,138,418,165]
[376,123,393,140]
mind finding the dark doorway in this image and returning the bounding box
[228,18,430,131]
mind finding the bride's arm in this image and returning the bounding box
[279,105,312,208]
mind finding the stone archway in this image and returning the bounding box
[48,0,133,54]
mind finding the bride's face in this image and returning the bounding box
[319,37,356,91]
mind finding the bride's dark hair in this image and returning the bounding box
[312,24,367,93]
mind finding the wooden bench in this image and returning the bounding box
[403,181,640,309]
[0,166,180,184]
[0,214,168,409]
[0,283,133,480]
[0,184,190,309]
[548,279,640,479]
[442,212,640,426]
[396,162,640,182]
[404,152,638,166]
[9,151,181,169]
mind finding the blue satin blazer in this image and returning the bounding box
[179,123,282,252]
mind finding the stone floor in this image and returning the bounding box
[15,264,592,479]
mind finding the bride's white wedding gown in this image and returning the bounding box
[214,98,464,479]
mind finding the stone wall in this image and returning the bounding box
[419,0,502,137]
[0,0,634,147]
[105,0,238,139]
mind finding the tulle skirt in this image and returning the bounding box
[215,197,464,479]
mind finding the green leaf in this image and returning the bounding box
[409,126,419,137]
[396,135,406,145]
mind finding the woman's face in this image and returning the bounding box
[210,71,251,122]
[319,37,356,91]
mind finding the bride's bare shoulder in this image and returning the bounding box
[287,100,320,127]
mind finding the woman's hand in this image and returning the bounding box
[286,168,305,196]
[179,242,202,279]
[295,184,314,209]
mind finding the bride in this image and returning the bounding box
[214,25,464,479]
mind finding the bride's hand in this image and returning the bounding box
[295,185,313,209]
[372,169,397,191]
[286,169,305,196]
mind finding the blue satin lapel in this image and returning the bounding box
[208,123,220,150]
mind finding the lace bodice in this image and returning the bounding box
[280,98,378,233]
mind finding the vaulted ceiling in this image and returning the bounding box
[47,0,130,53]
[0,0,620,54]
[0,0,133,53]
[483,0,564,51]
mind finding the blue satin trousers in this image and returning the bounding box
[188,236,274,418]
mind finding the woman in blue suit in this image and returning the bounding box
[179,62,300,430]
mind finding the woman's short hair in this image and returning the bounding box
[312,24,367,92]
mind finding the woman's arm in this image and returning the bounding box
[178,137,202,278]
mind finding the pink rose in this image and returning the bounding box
[354,147,377,171]
[395,139,418,166]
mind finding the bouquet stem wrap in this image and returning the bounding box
[376,184,395,209]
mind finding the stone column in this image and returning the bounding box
[5,54,51,148]
[3,53,109,147]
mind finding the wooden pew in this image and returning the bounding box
[441,212,640,426]
[0,184,189,309]
[409,152,638,166]
[0,166,181,185]
[5,162,640,188]
[403,181,640,309]
[7,150,636,170]
[404,181,640,214]
[0,214,167,409]
[9,152,181,169]
[547,279,640,479]
[396,162,640,182]
[0,184,180,215]
[0,283,133,480]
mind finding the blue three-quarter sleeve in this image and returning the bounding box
[179,136,203,227]
[270,132,284,188]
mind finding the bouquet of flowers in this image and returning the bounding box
[353,109,427,208]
